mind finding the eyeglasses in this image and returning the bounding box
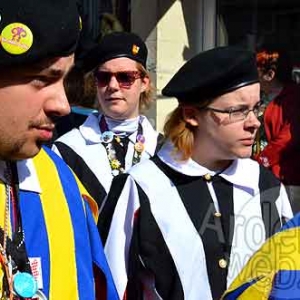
[204,102,265,122]
[94,71,142,88]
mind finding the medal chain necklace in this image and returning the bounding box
[2,166,15,299]
[99,116,145,176]
[1,163,38,300]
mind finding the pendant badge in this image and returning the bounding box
[110,158,121,170]
[101,131,114,144]
[13,272,38,298]
[115,136,121,143]
[134,142,144,153]
[137,134,145,144]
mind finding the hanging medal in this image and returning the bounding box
[134,142,144,153]
[137,134,145,144]
[132,133,145,166]
[13,272,38,298]
[100,131,114,144]
[99,115,146,175]
[135,134,145,153]
[0,163,42,300]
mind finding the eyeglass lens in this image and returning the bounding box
[95,71,141,88]
[230,103,264,120]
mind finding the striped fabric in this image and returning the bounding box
[223,214,300,300]
[52,113,161,208]
[100,153,292,300]
[3,147,118,300]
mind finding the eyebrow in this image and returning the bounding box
[28,58,72,77]
[232,101,262,108]
[40,67,65,77]
[21,65,72,81]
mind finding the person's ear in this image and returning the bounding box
[262,69,275,82]
[183,106,199,127]
[140,75,150,93]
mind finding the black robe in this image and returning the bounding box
[99,142,293,300]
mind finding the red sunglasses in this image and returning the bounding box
[94,71,142,88]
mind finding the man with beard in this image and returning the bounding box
[0,0,117,299]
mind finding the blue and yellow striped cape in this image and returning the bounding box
[0,147,118,300]
[223,214,300,300]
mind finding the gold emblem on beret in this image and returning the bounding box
[132,44,139,55]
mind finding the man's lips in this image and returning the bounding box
[34,125,55,140]
[240,137,255,145]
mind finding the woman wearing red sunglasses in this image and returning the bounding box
[52,32,162,208]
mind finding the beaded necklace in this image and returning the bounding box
[99,115,145,176]
[0,163,37,299]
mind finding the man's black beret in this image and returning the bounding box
[80,31,148,72]
[0,0,80,67]
[162,46,259,103]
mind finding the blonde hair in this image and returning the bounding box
[136,63,154,114]
[164,99,211,161]
[164,106,195,160]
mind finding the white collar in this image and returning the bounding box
[0,158,41,193]
[79,113,158,156]
[158,141,259,195]
[79,113,102,143]
[104,115,140,135]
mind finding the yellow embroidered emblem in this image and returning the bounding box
[132,44,139,55]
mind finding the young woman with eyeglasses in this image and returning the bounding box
[98,46,293,300]
[52,32,163,208]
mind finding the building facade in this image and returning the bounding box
[104,0,300,131]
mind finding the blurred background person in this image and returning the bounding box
[53,67,98,140]
[253,47,300,212]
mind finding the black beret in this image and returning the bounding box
[80,31,148,72]
[0,0,80,67]
[162,46,259,103]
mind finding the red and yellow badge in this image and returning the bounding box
[132,44,140,56]
[0,22,33,55]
